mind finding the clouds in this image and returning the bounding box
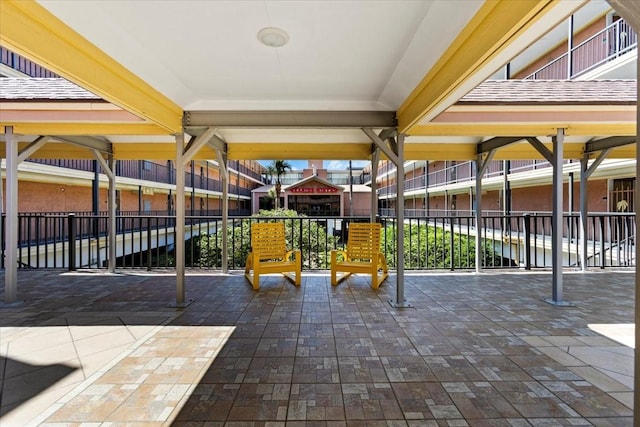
[325,160,370,170]
[258,160,370,171]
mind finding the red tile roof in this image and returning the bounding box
[460,79,637,105]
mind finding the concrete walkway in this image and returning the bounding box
[0,269,634,426]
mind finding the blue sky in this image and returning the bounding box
[257,160,369,170]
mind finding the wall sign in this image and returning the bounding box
[289,187,339,193]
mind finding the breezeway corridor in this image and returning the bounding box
[0,269,633,426]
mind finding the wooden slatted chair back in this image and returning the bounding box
[330,222,388,289]
[251,222,287,260]
[244,221,301,290]
[347,223,381,261]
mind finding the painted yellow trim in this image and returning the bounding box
[409,123,636,137]
[227,143,373,160]
[605,146,637,158]
[492,143,585,160]
[0,142,95,159]
[446,104,636,113]
[398,0,560,133]
[115,144,218,160]
[405,144,476,161]
[406,142,588,161]
[0,122,169,135]
[0,139,631,162]
[0,0,182,133]
[563,123,637,136]
[0,102,121,111]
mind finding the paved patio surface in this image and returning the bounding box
[0,269,634,426]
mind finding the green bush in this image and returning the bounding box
[382,221,500,269]
[195,209,338,269]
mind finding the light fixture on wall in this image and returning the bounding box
[257,27,289,48]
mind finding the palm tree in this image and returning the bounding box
[266,160,292,209]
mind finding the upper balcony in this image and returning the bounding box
[524,18,637,80]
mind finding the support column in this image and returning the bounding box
[175,133,186,306]
[4,127,18,304]
[546,128,572,306]
[92,150,117,273]
[579,156,588,272]
[107,156,116,273]
[636,45,640,427]
[216,149,229,274]
[361,127,409,308]
[475,155,483,274]
[579,149,610,271]
[370,149,380,222]
[474,151,495,273]
[393,134,408,307]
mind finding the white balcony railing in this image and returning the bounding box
[525,18,637,80]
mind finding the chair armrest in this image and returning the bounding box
[331,249,348,262]
[285,250,301,262]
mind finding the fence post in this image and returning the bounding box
[523,214,531,270]
[299,218,304,269]
[600,216,606,269]
[449,224,455,271]
[68,213,76,271]
[147,217,152,271]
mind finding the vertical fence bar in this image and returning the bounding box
[523,214,531,270]
[147,217,152,271]
[68,213,76,271]
[600,216,606,269]
[449,222,454,271]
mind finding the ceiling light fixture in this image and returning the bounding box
[257,27,289,48]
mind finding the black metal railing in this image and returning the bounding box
[2,212,634,271]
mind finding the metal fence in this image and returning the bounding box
[3,213,635,271]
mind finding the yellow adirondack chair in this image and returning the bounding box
[244,222,301,290]
[331,222,388,289]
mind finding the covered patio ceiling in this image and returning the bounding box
[1,77,635,161]
[1,0,616,162]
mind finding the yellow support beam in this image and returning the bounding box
[404,142,631,161]
[0,142,95,159]
[227,143,373,160]
[409,122,637,137]
[492,143,585,160]
[0,0,183,133]
[0,122,170,136]
[405,144,476,161]
[115,143,218,160]
[606,145,637,159]
[398,0,581,134]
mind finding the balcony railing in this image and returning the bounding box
[5,212,634,271]
[525,18,637,80]
[377,159,561,197]
[0,47,59,78]
[25,159,262,196]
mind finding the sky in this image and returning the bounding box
[257,160,370,170]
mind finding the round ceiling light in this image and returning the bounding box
[257,27,289,48]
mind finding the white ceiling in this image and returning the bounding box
[38,0,484,111]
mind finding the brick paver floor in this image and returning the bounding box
[0,269,634,426]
